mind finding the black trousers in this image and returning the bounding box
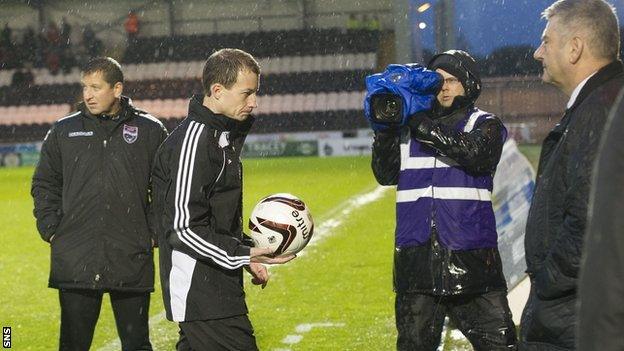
[176,315,258,351]
[58,288,152,351]
[396,290,518,351]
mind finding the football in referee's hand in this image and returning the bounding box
[247,193,314,257]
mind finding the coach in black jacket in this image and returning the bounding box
[32,57,167,350]
[520,1,624,350]
[151,49,292,351]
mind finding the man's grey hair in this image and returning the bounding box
[543,0,619,60]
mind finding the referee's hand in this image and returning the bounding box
[250,247,295,264]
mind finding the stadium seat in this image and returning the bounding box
[0,106,16,125]
[326,92,339,111]
[302,94,316,112]
[263,58,278,75]
[312,55,324,72]
[272,95,285,114]
[283,93,297,113]
[365,52,377,69]
[290,56,303,73]
[300,56,314,73]
[315,92,328,111]
[270,95,284,114]
[0,70,12,86]
[190,61,204,79]
[292,94,305,113]
[256,95,270,115]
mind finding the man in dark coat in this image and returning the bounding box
[520,1,623,349]
[32,57,168,350]
[577,89,624,350]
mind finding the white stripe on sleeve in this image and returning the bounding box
[173,120,250,269]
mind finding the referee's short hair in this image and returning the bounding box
[202,48,260,96]
[81,57,124,87]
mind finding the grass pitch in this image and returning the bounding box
[0,146,541,350]
[0,156,398,350]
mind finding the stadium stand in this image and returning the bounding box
[0,65,373,106]
[0,53,376,89]
[0,29,380,143]
[122,29,380,63]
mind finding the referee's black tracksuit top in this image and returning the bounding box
[151,95,255,322]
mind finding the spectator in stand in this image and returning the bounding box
[83,24,102,58]
[60,17,74,73]
[21,26,37,65]
[46,22,61,47]
[1,23,12,48]
[124,11,140,45]
[35,29,47,67]
[11,65,34,89]
[0,44,6,69]
[45,22,61,74]
[60,17,71,48]
[0,23,17,69]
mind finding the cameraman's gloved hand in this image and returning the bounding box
[407,112,432,136]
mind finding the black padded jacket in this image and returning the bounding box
[31,96,168,292]
[521,61,624,350]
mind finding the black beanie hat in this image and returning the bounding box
[428,50,481,101]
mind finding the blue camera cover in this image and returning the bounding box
[364,64,441,131]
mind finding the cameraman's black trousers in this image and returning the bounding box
[396,290,517,351]
[58,289,152,351]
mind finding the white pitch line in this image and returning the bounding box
[277,322,347,350]
[270,186,389,350]
[98,185,390,351]
[294,185,390,259]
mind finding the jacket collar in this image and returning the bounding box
[187,94,255,135]
[568,60,623,112]
[79,95,134,123]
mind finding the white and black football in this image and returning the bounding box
[248,193,314,256]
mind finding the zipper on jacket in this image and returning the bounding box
[216,149,226,184]
[95,125,107,287]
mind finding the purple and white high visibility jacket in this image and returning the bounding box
[395,108,503,250]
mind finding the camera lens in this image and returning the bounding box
[371,94,403,124]
[384,99,399,116]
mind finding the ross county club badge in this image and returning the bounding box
[122,124,138,144]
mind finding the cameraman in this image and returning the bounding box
[370,50,517,350]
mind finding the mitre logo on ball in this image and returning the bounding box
[248,193,314,256]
